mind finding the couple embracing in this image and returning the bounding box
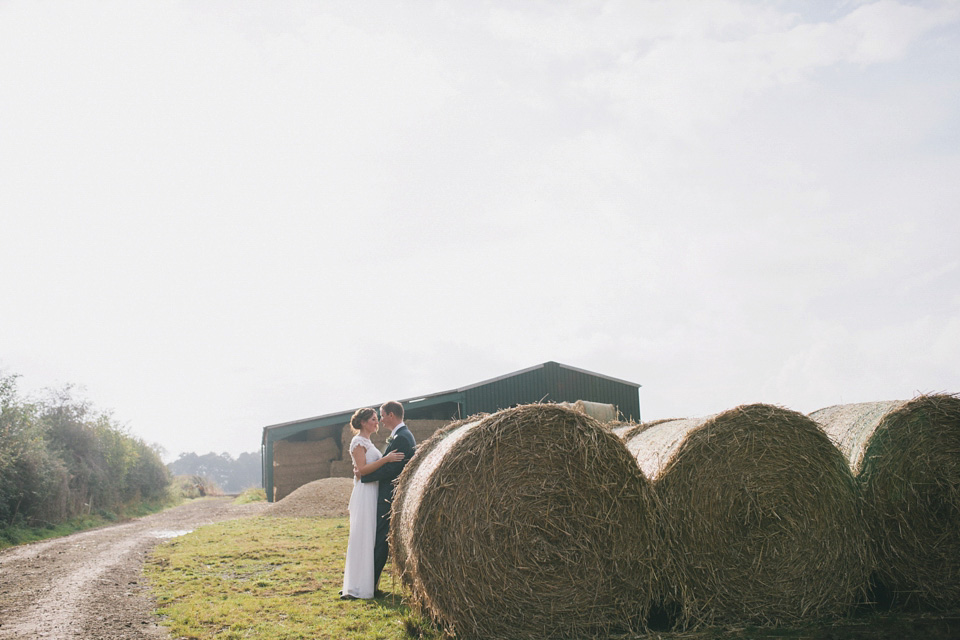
[340,401,416,600]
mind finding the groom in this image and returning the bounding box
[360,400,416,593]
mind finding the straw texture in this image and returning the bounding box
[558,399,619,422]
[390,415,484,594]
[626,404,870,628]
[271,438,339,500]
[810,394,960,608]
[391,404,658,639]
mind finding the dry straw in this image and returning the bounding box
[391,403,659,639]
[625,403,870,628]
[809,393,960,609]
[558,399,620,423]
[609,423,637,439]
[390,415,484,595]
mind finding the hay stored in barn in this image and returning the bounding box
[558,399,619,422]
[809,394,960,609]
[391,404,658,639]
[626,404,870,628]
[272,438,340,501]
[328,460,355,478]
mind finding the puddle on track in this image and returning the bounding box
[150,530,193,539]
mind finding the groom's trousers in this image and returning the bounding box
[373,502,391,587]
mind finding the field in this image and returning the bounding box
[145,516,434,640]
[144,515,960,640]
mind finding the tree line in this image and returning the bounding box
[167,451,261,494]
[0,373,169,528]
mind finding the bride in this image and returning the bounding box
[341,407,404,599]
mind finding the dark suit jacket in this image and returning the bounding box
[360,424,416,516]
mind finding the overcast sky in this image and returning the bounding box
[2,0,958,461]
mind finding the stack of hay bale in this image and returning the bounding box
[809,394,960,609]
[272,421,449,500]
[271,438,340,501]
[385,394,958,637]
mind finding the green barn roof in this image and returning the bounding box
[261,361,640,500]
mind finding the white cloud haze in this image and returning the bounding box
[1,0,958,460]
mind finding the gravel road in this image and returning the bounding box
[0,498,267,640]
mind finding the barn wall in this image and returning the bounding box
[263,362,641,500]
[462,362,640,421]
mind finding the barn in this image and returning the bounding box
[260,361,641,501]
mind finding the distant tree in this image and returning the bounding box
[168,450,262,493]
[234,452,262,490]
[126,440,170,502]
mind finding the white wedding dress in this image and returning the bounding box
[341,435,380,599]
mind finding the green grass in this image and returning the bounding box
[234,487,267,504]
[0,497,178,550]
[145,516,440,640]
[145,516,960,640]
[0,514,111,549]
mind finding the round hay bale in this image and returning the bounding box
[391,404,658,639]
[390,415,485,593]
[610,423,637,439]
[615,418,676,442]
[809,394,960,609]
[626,404,870,628]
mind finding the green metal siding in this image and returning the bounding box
[262,440,272,501]
[261,361,640,501]
[461,362,641,421]
[462,366,549,416]
[548,363,641,420]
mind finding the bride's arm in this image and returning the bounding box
[351,446,404,477]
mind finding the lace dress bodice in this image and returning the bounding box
[349,435,382,466]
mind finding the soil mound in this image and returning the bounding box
[264,477,354,518]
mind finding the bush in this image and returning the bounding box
[0,373,171,531]
[169,474,223,501]
[235,487,266,504]
[0,374,60,525]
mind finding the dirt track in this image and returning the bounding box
[0,498,267,640]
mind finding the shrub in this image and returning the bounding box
[0,373,171,531]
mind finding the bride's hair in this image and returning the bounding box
[349,407,377,434]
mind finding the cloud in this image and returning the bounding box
[1,1,957,457]
[551,1,959,137]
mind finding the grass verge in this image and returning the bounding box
[145,516,960,640]
[145,516,440,640]
[234,487,267,504]
[0,497,178,550]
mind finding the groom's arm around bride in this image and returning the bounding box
[360,403,415,488]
